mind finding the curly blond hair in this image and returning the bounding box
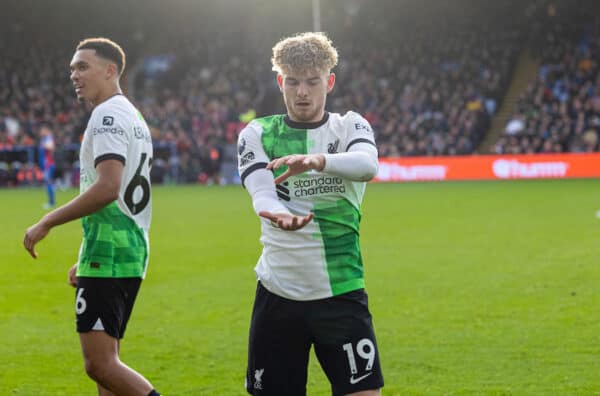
[271,32,339,75]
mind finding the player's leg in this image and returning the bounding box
[45,165,55,207]
[96,340,118,396]
[246,282,311,396]
[80,331,154,395]
[309,289,384,396]
[89,331,154,396]
[76,277,160,396]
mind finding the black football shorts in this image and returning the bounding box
[246,282,384,396]
[75,277,142,340]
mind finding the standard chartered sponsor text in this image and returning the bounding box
[293,176,346,197]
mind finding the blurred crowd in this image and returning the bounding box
[495,3,600,154]
[331,27,519,157]
[1,0,599,187]
[0,40,87,187]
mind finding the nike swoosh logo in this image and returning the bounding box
[350,372,373,384]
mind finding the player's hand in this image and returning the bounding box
[23,220,51,259]
[267,154,325,184]
[259,211,314,231]
[68,263,78,288]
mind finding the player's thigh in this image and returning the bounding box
[246,282,311,396]
[79,330,120,364]
[310,290,384,396]
[75,277,142,340]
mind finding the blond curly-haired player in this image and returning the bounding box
[239,32,384,396]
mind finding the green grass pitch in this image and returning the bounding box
[1,179,600,395]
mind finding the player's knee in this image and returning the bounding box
[83,355,113,383]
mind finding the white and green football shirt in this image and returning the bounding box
[238,111,378,300]
[77,94,153,278]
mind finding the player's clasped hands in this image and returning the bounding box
[267,154,325,184]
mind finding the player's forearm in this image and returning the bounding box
[253,189,290,215]
[322,149,378,181]
[40,181,119,228]
[245,169,291,215]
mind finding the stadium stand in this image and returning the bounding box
[494,1,600,154]
[1,0,598,186]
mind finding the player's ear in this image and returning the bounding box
[105,62,118,80]
[276,74,284,92]
[326,73,335,93]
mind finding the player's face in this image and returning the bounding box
[277,69,335,123]
[69,49,113,104]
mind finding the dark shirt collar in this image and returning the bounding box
[284,112,329,129]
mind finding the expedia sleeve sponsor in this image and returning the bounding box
[354,122,371,133]
[90,109,129,163]
[92,125,125,136]
[344,111,376,151]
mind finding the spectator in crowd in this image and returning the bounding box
[38,125,56,208]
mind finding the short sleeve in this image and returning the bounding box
[89,107,129,167]
[344,111,377,152]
